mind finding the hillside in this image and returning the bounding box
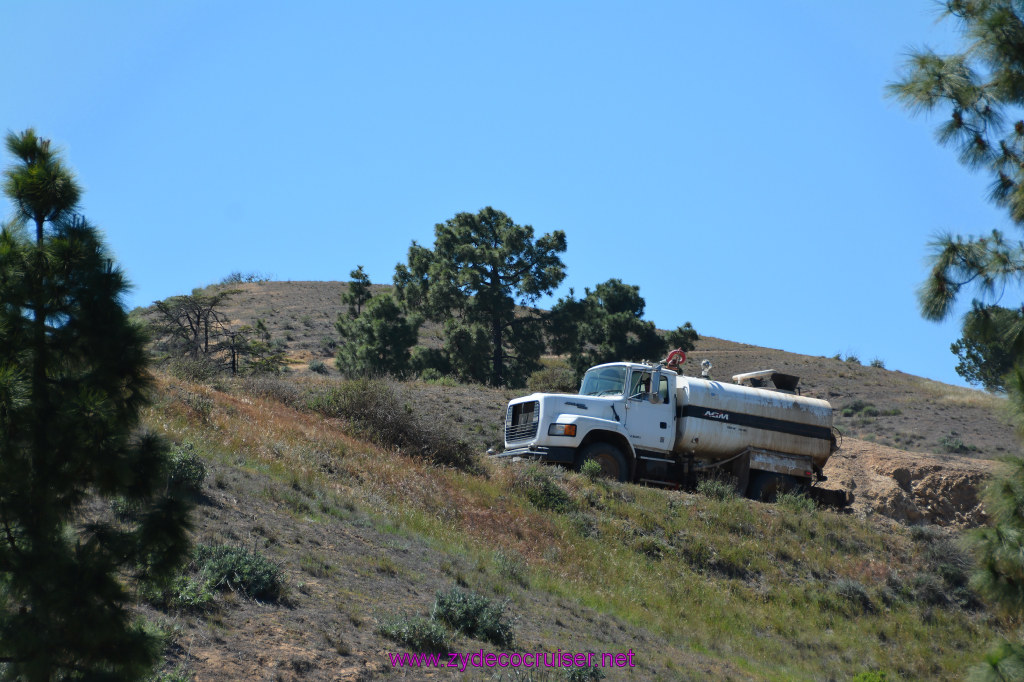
[135,281,1020,680]
[146,280,1013,528]
[161,280,1016,457]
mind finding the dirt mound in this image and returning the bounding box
[821,437,1000,527]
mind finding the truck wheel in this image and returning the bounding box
[747,472,799,502]
[578,442,629,482]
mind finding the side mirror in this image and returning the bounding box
[649,367,662,403]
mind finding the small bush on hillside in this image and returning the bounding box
[633,535,669,560]
[939,432,977,454]
[580,459,603,482]
[432,587,515,647]
[526,366,578,394]
[565,666,607,681]
[494,551,529,588]
[869,358,886,369]
[841,400,879,418]
[420,369,458,386]
[830,578,874,614]
[845,355,861,365]
[697,478,736,501]
[509,464,575,513]
[194,544,283,601]
[167,442,207,496]
[777,490,816,514]
[141,573,216,613]
[306,379,476,470]
[309,359,329,375]
[238,375,302,406]
[220,271,271,284]
[167,356,220,382]
[377,614,453,653]
[319,336,338,357]
[852,672,889,682]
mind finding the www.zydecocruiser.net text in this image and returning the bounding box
[388,649,636,672]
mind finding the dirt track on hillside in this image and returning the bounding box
[820,437,1001,527]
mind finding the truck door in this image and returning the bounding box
[623,369,674,453]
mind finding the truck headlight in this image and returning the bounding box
[548,423,577,437]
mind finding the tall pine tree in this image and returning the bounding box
[393,207,566,387]
[0,130,192,680]
[891,4,1024,677]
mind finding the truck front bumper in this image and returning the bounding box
[493,445,577,464]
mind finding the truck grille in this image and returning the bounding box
[505,401,539,443]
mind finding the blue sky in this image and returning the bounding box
[0,1,1013,387]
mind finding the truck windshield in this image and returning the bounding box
[580,366,627,397]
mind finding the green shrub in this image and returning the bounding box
[526,366,578,394]
[510,464,575,513]
[419,367,444,382]
[696,478,736,501]
[831,578,873,614]
[432,587,515,647]
[194,544,283,601]
[167,442,207,495]
[308,359,329,375]
[840,400,880,418]
[238,375,302,406]
[182,391,214,419]
[565,665,607,681]
[633,535,669,560]
[220,271,270,284]
[168,576,216,611]
[580,459,603,482]
[166,355,221,382]
[141,575,215,612]
[377,614,452,653]
[939,432,977,453]
[869,358,886,369]
[306,379,476,470]
[853,672,889,682]
[911,572,948,607]
[777,490,816,514]
[494,551,529,588]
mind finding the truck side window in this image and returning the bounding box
[629,371,650,398]
[629,371,669,403]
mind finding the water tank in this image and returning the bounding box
[674,377,835,468]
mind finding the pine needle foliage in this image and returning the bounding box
[393,207,567,387]
[549,278,698,377]
[0,130,193,680]
[892,7,1024,669]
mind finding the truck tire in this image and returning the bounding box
[747,471,800,502]
[578,442,629,482]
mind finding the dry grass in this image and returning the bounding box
[140,369,1010,680]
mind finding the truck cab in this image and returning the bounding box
[501,362,677,481]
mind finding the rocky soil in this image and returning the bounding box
[821,437,997,527]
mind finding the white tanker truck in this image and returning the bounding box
[498,351,847,505]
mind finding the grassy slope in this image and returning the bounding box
[144,372,1007,681]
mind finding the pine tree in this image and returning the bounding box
[335,271,420,377]
[393,207,566,387]
[0,130,192,680]
[342,265,372,317]
[891,5,1024,676]
[549,279,697,377]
